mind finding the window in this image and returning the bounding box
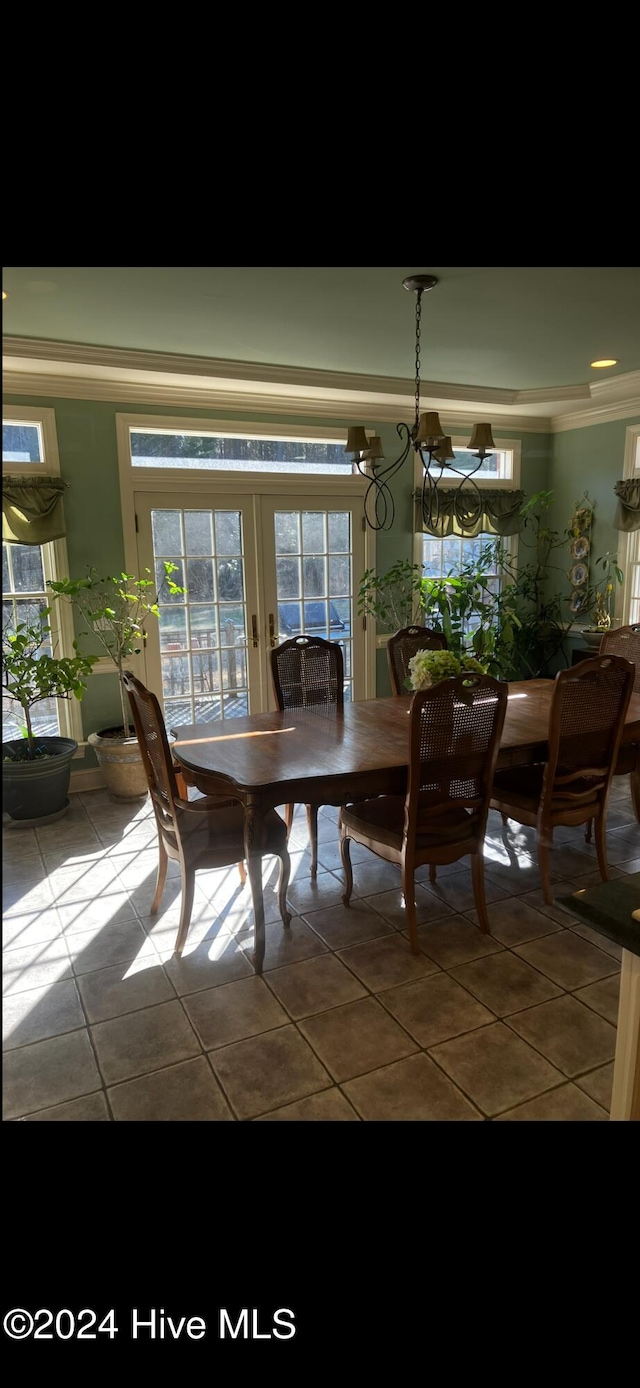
[128,425,353,475]
[2,406,82,743]
[415,440,520,633]
[617,426,640,626]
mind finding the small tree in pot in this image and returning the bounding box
[48,564,184,800]
[2,613,97,822]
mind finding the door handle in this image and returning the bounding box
[251,614,259,648]
[269,613,277,647]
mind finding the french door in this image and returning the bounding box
[135,490,367,724]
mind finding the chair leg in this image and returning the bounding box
[277,843,292,928]
[174,870,195,957]
[538,838,553,906]
[150,841,168,915]
[237,860,247,886]
[284,803,295,838]
[340,832,353,906]
[594,812,610,884]
[306,803,319,879]
[585,818,593,844]
[471,853,491,933]
[631,766,640,825]
[501,812,509,826]
[403,865,420,955]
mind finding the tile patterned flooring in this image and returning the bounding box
[3,779,639,1121]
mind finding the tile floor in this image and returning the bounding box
[3,778,639,1121]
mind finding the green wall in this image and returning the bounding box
[545,414,640,665]
[4,389,638,757]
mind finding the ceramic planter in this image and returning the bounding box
[88,728,149,800]
[2,736,78,824]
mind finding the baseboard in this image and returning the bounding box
[69,767,105,793]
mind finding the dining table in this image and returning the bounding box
[171,679,640,973]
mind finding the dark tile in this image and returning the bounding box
[336,934,439,993]
[506,995,616,1077]
[22,1092,110,1121]
[465,897,562,946]
[299,997,418,1083]
[265,955,366,1019]
[418,869,508,914]
[237,916,329,971]
[161,935,254,995]
[411,915,503,969]
[66,919,155,975]
[90,1000,200,1085]
[450,952,562,1016]
[209,1026,331,1120]
[494,1085,608,1121]
[184,977,288,1049]
[77,958,175,1024]
[301,900,394,950]
[573,974,621,1025]
[515,931,620,990]
[109,1056,234,1120]
[430,1022,564,1117]
[3,938,71,995]
[575,1063,614,1111]
[343,1053,483,1121]
[381,973,494,1048]
[365,886,454,931]
[255,1089,359,1121]
[3,1030,101,1120]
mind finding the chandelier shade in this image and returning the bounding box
[345,275,496,531]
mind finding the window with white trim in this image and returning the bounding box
[414,439,521,634]
[128,424,354,475]
[2,407,82,743]
[618,426,640,626]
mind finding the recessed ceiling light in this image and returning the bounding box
[1,291,6,300]
[590,358,618,368]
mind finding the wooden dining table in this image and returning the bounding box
[171,679,640,973]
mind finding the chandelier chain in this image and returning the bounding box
[414,290,423,434]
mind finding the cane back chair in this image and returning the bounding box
[491,654,634,904]
[123,671,291,959]
[387,626,448,696]
[339,673,508,952]
[270,634,344,878]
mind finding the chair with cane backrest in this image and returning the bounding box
[598,625,640,823]
[387,625,448,696]
[122,671,291,958]
[339,673,508,952]
[270,634,344,878]
[491,654,634,904]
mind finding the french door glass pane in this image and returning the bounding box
[274,509,353,701]
[151,508,249,725]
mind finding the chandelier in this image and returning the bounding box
[345,274,496,532]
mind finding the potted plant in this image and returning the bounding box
[2,614,97,824]
[48,564,184,800]
[579,552,625,647]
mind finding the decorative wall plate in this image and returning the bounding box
[569,561,589,587]
[569,588,589,614]
[570,535,590,561]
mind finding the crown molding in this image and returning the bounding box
[3,337,639,434]
[550,397,640,432]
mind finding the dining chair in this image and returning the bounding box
[491,654,634,904]
[122,671,291,957]
[339,673,508,951]
[598,624,640,823]
[270,634,344,878]
[387,625,448,696]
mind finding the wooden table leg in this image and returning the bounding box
[244,797,267,976]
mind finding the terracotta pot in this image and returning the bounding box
[88,728,149,801]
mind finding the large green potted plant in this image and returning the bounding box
[2,614,97,823]
[48,564,184,800]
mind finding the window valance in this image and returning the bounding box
[613,478,640,533]
[416,487,525,539]
[2,475,68,545]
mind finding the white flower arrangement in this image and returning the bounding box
[407,649,486,691]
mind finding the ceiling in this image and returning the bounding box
[3,267,640,427]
